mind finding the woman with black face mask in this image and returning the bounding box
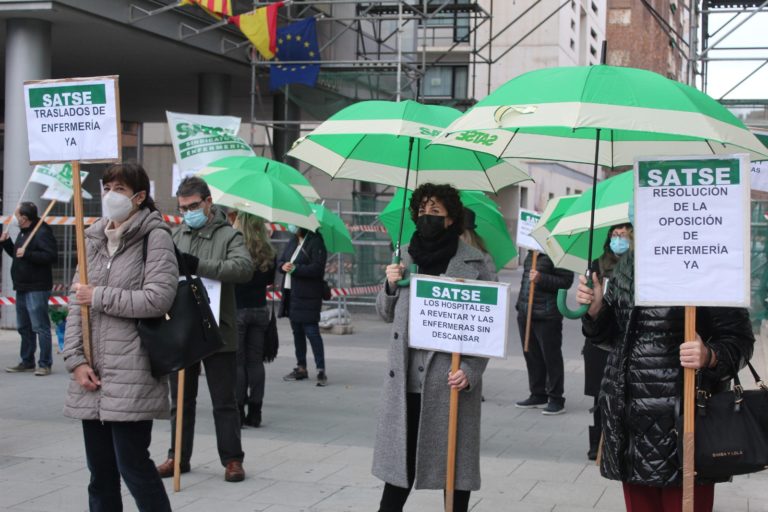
[372,183,495,512]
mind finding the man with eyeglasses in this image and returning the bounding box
[156,176,253,483]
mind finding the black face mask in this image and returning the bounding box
[416,214,447,240]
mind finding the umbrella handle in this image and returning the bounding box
[557,277,592,319]
[391,253,415,287]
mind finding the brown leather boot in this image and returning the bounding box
[224,460,245,482]
[156,458,190,478]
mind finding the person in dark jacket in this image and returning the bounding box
[576,228,754,511]
[233,212,276,427]
[155,176,254,483]
[583,223,631,460]
[3,201,58,375]
[278,227,329,386]
[515,252,574,414]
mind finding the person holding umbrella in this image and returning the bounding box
[374,183,494,512]
[575,225,754,511]
[279,225,329,386]
[514,252,573,415]
[582,223,631,460]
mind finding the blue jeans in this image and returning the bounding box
[82,420,171,512]
[16,290,52,368]
[290,320,325,370]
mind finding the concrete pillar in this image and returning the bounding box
[197,73,231,115]
[2,19,51,328]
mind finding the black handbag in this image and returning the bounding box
[688,362,768,480]
[263,296,279,363]
[137,240,224,377]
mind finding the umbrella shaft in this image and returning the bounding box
[586,128,601,275]
[395,136,416,259]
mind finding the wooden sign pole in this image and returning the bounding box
[70,161,92,366]
[19,200,56,252]
[682,306,696,512]
[445,352,461,512]
[524,251,538,352]
[173,369,186,492]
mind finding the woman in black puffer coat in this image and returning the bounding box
[577,245,754,511]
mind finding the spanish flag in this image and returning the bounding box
[230,2,284,60]
[179,0,232,19]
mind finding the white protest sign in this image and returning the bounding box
[199,278,222,325]
[634,155,750,307]
[750,160,768,192]
[516,208,543,251]
[171,163,197,197]
[42,177,93,202]
[24,76,120,163]
[408,275,510,358]
[166,111,253,175]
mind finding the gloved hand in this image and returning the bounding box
[177,252,200,274]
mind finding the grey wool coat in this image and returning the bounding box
[372,241,494,491]
[63,208,179,422]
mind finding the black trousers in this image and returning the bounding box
[82,420,170,512]
[518,315,565,402]
[378,393,471,512]
[168,351,244,466]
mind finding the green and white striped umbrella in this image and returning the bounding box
[435,65,768,165]
[310,203,354,254]
[287,100,532,192]
[200,167,319,231]
[550,171,633,236]
[200,155,320,202]
[532,195,610,274]
[379,189,518,270]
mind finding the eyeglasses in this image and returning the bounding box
[178,200,205,214]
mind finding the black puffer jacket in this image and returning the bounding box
[583,251,754,487]
[515,252,573,320]
[2,222,57,292]
[278,231,327,323]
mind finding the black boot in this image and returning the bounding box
[239,404,246,428]
[246,402,262,428]
[587,425,600,461]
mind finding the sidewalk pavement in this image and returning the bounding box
[0,268,767,511]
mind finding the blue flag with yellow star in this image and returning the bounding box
[270,17,320,90]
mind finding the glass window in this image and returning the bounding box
[421,66,469,99]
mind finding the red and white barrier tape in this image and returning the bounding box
[0,296,68,306]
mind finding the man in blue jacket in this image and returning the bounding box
[3,202,58,376]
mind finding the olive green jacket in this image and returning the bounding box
[173,207,253,352]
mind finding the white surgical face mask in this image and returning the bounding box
[102,191,136,223]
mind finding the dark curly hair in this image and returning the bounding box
[409,183,464,233]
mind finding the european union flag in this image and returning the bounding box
[270,17,320,91]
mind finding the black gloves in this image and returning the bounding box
[178,252,200,274]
